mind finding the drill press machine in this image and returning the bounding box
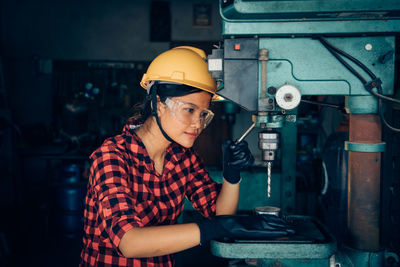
[207,1,400,266]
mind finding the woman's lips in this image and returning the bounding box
[185,132,198,138]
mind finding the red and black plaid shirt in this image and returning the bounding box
[80,124,221,267]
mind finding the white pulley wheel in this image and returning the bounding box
[275,84,301,110]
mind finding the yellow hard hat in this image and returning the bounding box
[140,46,217,95]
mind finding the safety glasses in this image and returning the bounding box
[164,98,214,128]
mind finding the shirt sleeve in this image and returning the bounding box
[185,151,222,218]
[89,145,145,252]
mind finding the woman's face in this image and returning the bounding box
[158,91,212,148]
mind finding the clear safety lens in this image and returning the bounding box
[165,98,214,128]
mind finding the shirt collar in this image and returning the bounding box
[122,123,187,172]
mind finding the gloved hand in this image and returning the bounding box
[222,140,254,184]
[196,214,295,244]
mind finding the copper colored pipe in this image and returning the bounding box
[348,114,381,251]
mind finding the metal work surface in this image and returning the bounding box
[211,216,337,259]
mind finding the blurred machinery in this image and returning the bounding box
[52,60,148,152]
[207,0,400,266]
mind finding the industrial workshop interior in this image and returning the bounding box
[1,0,400,266]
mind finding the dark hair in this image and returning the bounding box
[129,83,210,124]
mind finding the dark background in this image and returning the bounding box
[0,1,229,266]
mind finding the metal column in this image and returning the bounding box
[347,114,381,251]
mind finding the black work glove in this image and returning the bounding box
[197,214,295,244]
[222,140,254,184]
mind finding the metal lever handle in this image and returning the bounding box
[235,122,256,144]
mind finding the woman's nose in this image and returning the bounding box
[190,117,203,129]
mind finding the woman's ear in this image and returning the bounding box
[155,96,166,116]
[149,95,165,115]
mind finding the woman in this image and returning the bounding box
[80,46,292,266]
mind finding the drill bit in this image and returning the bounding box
[267,162,271,198]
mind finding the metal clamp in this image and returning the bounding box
[344,141,386,152]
